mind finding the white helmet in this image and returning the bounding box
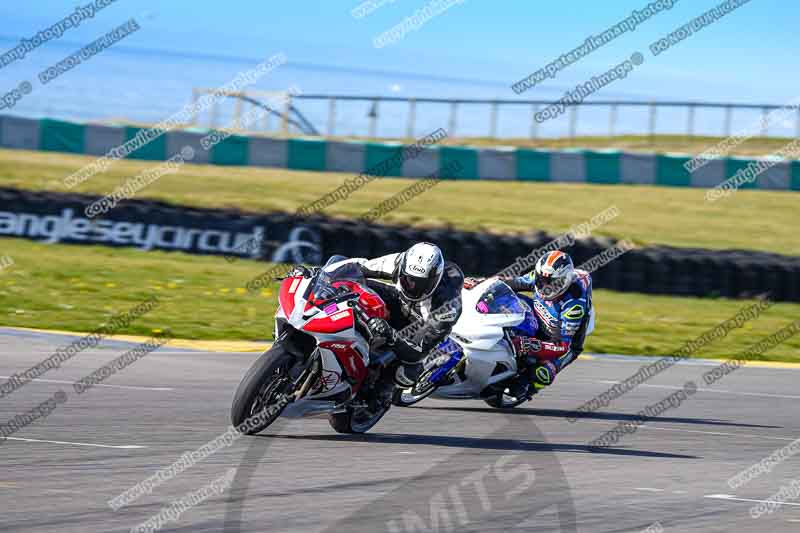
[533,251,575,300]
[397,243,444,301]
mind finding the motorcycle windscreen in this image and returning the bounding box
[475,281,527,315]
[454,280,525,350]
[308,260,368,306]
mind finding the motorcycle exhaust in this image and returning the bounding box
[281,400,339,418]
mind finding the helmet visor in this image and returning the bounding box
[400,274,436,301]
[535,274,568,299]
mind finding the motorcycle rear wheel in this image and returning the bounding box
[329,403,391,434]
[484,387,530,409]
[231,343,295,434]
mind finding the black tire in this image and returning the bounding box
[484,387,530,409]
[391,367,439,407]
[231,343,295,435]
[328,403,391,434]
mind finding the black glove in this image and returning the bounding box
[367,317,396,347]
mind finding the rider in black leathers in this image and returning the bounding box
[329,242,464,385]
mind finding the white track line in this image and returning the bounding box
[634,487,664,492]
[3,436,145,449]
[634,426,797,442]
[596,380,800,400]
[705,494,800,507]
[0,375,174,392]
[581,419,797,442]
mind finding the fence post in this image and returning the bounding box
[723,105,733,137]
[327,97,336,136]
[489,101,499,138]
[210,96,219,129]
[368,98,380,138]
[234,94,243,131]
[282,94,290,135]
[407,98,416,139]
[761,107,770,136]
[190,89,200,126]
[687,104,696,138]
[608,104,618,137]
[796,108,800,138]
[569,105,578,139]
[648,102,657,143]
[448,102,458,137]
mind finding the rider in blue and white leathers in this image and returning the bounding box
[464,250,594,393]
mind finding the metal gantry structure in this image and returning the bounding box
[191,88,800,140]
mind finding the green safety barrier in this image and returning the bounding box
[1,115,798,192]
[725,158,759,190]
[364,142,403,177]
[287,138,326,171]
[440,146,478,180]
[211,134,250,166]
[125,127,167,161]
[792,161,800,191]
[585,151,621,184]
[40,119,84,154]
[516,149,551,181]
[655,154,692,187]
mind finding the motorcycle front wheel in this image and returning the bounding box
[391,366,439,407]
[231,343,296,434]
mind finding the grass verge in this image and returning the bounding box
[1,238,798,361]
[1,148,798,255]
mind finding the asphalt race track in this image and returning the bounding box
[2,329,799,532]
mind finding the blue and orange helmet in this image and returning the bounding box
[533,251,575,300]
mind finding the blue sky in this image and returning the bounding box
[0,0,795,104]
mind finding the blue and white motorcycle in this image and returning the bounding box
[392,278,536,409]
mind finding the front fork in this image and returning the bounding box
[287,346,321,402]
[294,361,319,400]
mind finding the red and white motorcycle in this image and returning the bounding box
[231,256,397,434]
